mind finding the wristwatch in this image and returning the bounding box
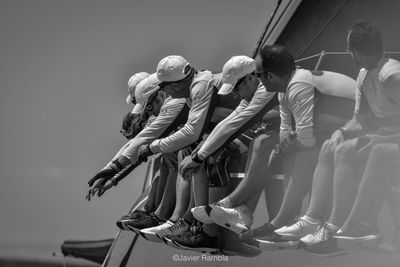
[191,152,204,163]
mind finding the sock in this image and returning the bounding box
[302,215,320,225]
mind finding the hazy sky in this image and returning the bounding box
[0,0,275,249]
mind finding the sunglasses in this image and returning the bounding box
[255,71,268,79]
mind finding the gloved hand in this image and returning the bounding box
[88,160,123,187]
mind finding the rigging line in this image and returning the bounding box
[298,0,353,58]
[251,0,283,58]
[261,0,294,48]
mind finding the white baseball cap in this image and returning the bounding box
[131,73,161,114]
[156,55,191,82]
[218,56,256,95]
[126,72,150,104]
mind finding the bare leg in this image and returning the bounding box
[305,140,335,221]
[341,143,400,232]
[154,154,178,219]
[328,138,360,227]
[144,176,159,213]
[227,133,279,209]
[169,151,191,222]
[271,146,320,227]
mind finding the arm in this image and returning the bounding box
[197,91,277,160]
[121,98,187,164]
[288,83,316,149]
[150,80,215,154]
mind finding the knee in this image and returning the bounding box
[370,143,400,160]
[252,134,277,156]
[334,140,356,162]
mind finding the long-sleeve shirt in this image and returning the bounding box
[279,69,356,147]
[120,97,189,163]
[149,71,238,154]
[197,83,278,160]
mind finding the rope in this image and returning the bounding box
[251,0,283,58]
[298,0,352,58]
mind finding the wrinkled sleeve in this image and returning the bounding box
[279,94,293,141]
[198,92,277,159]
[289,83,316,147]
[122,99,186,163]
[151,81,213,153]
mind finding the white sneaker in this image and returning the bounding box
[156,218,190,239]
[191,205,214,224]
[275,216,321,241]
[209,203,253,234]
[139,221,174,242]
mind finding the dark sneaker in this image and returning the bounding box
[256,232,300,251]
[239,222,277,247]
[156,218,190,239]
[334,223,383,252]
[126,214,165,233]
[162,235,188,250]
[172,226,219,253]
[219,229,262,257]
[116,210,150,230]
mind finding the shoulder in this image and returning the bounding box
[380,58,400,82]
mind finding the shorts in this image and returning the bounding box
[206,142,241,187]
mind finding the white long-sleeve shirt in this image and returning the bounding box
[279,69,356,147]
[149,71,238,154]
[120,97,188,163]
[197,83,278,160]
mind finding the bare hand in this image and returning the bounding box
[329,129,344,150]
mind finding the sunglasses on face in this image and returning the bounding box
[255,71,268,79]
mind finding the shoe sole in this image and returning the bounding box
[116,220,138,231]
[126,225,143,234]
[257,239,300,251]
[174,242,219,253]
[191,206,214,224]
[162,237,187,250]
[335,234,382,251]
[209,206,250,234]
[139,231,162,243]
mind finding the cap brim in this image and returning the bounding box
[218,82,236,95]
[131,103,144,114]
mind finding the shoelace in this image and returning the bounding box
[292,218,307,231]
[312,224,331,240]
[169,219,187,232]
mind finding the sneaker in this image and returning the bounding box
[172,226,219,253]
[125,213,165,233]
[301,223,344,256]
[116,210,149,230]
[162,235,187,250]
[219,230,262,257]
[156,218,190,239]
[139,221,174,242]
[256,233,300,250]
[275,216,321,241]
[191,205,214,224]
[333,223,383,252]
[209,203,253,234]
[239,222,277,247]
[300,223,338,246]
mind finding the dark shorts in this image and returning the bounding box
[206,142,241,188]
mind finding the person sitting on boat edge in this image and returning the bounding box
[286,19,400,256]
